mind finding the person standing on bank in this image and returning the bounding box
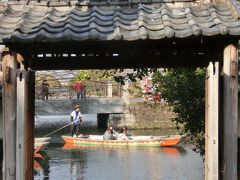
[70,104,83,137]
[74,80,84,99]
[41,79,49,100]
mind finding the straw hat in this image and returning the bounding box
[74,104,80,109]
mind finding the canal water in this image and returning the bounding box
[34,115,204,180]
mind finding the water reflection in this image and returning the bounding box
[34,116,203,180]
[69,151,87,180]
[34,151,50,179]
[63,144,187,157]
[34,144,203,180]
[160,146,187,156]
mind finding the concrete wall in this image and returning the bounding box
[35,98,123,115]
[108,102,176,129]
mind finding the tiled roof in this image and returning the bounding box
[0,3,240,43]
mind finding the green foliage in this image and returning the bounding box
[74,70,116,82]
[75,70,91,81]
[35,75,61,87]
[152,68,205,156]
[71,70,122,97]
[112,68,206,156]
[127,82,143,97]
[113,68,155,84]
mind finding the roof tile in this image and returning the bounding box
[0,3,240,43]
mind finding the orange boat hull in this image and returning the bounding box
[62,135,181,147]
[34,145,44,153]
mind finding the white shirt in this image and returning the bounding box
[71,110,82,124]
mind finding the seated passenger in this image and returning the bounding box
[117,127,129,140]
[103,126,117,140]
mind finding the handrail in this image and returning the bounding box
[35,84,122,99]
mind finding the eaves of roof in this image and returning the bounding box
[0,1,240,43]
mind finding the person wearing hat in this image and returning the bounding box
[70,104,83,137]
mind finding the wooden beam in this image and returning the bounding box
[221,44,238,180]
[16,69,26,180]
[2,51,18,180]
[205,62,219,180]
[7,37,230,70]
[0,45,4,179]
[205,65,209,180]
[0,82,2,180]
[16,61,35,179]
[26,71,35,180]
[238,93,240,137]
[30,53,217,70]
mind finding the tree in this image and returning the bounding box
[153,68,205,156]
[74,70,91,81]
[71,70,122,97]
[73,70,117,82]
[113,68,206,156]
[35,74,61,87]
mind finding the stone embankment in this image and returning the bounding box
[35,98,176,129]
[108,102,176,129]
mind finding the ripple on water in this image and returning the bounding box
[34,144,204,180]
[34,115,204,180]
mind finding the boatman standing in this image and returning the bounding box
[70,104,83,137]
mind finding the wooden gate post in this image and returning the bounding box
[16,63,35,180]
[0,47,3,177]
[205,62,219,180]
[222,44,238,180]
[2,51,18,180]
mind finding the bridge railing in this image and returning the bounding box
[35,83,123,99]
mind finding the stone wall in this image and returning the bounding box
[108,102,176,129]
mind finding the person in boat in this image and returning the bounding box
[103,126,118,140]
[70,104,83,137]
[117,127,129,140]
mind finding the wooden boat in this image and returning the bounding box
[34,145,45,153]
[34,137,51,153]
[62,135,182,147]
